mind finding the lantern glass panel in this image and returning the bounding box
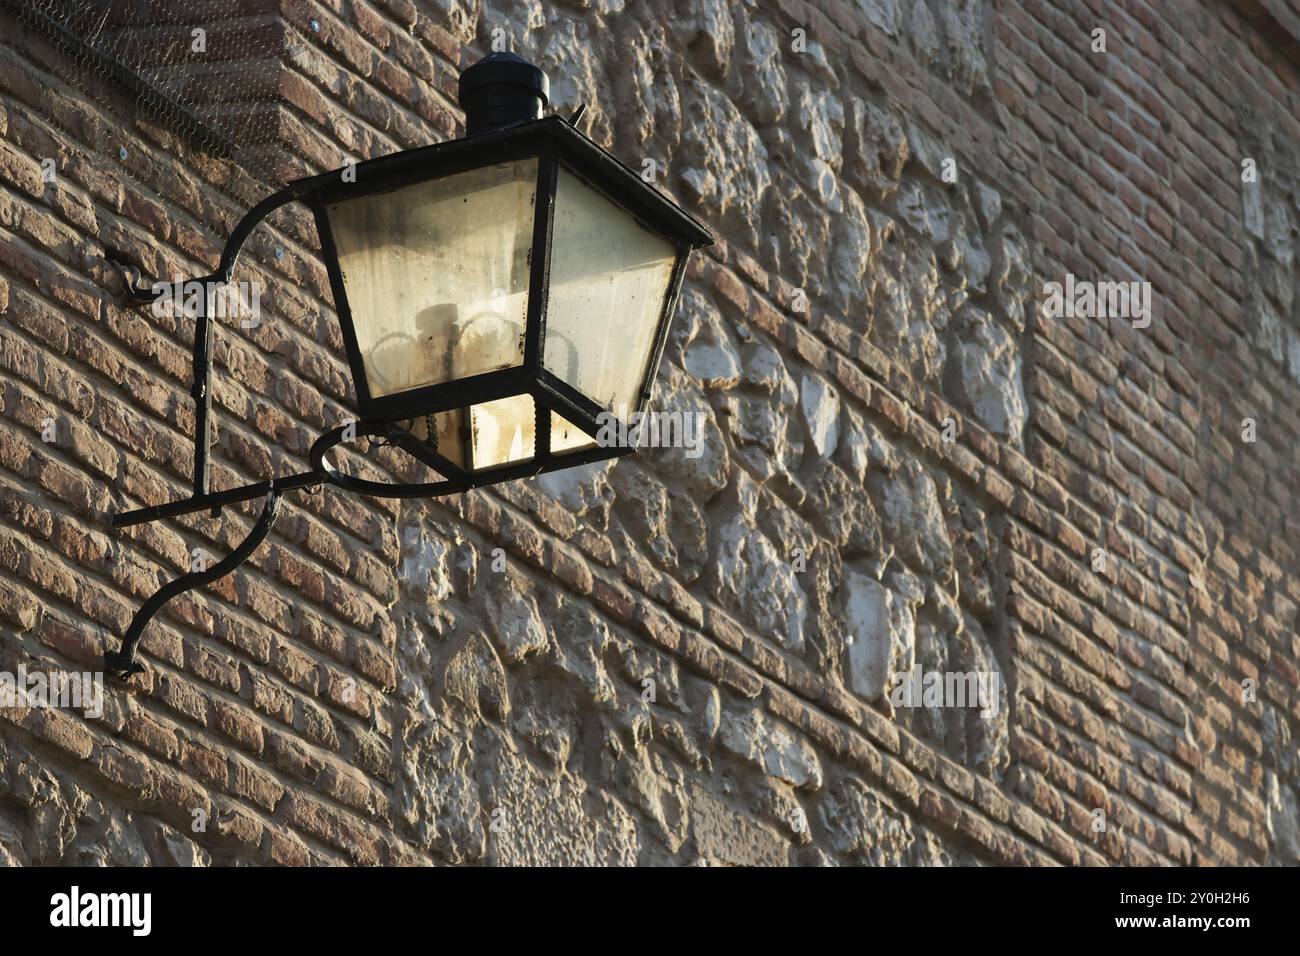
[326,158,539,399]
[550,411,597,454]
[409,396,542,471]
[409,409,467,471]
[543,165,677,415]
[410,395,545,472]
[469,394,536,470]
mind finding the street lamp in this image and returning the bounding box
[102,51,712,679]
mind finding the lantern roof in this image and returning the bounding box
[289,115,714,252]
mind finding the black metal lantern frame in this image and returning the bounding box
[306,113,712,477]
[101,54,713,680]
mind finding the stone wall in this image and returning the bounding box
[0,0,1297,865]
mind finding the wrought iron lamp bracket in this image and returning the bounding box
[102,187,457,681]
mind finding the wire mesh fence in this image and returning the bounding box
[4,0,291,188]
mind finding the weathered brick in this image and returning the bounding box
[0,0,1289,873]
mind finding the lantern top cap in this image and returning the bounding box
[458,51,549,102]
[459,51,550,134]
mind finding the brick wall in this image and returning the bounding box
[0,0,1296,866]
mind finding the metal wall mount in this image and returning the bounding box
[102,188,459,681]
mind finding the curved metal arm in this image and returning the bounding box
[107,183,307,303]
[107,182,312,506]
[214,184,307,282]
[309,424,469,499]
[105,490,283,680]
[106,426,468,679]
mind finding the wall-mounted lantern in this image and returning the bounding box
[103,52,712,680]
